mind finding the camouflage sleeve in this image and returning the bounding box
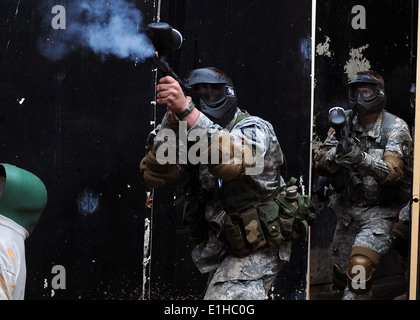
[231,116,284,194]
[146,111,283,194]
[385,119,413,158]
[357,152,390,183]
[231,116,283,164]
[191,112,283,194]
[189,111,225,135]
[188,113,277,165]
[314,130,339,175]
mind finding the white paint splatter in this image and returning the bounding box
[299,175,306,195]
[344,45,371,81]
[142,217,151,300]
[15,0,21,17]
[316,36,333,58]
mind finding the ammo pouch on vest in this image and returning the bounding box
[216,177,316,256]
[214,203,283,256]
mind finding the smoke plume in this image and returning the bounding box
[38,0,155,62]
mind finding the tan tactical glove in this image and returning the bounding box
[140,149,180,188]
[207,131,254,180]
[380,151,404,185]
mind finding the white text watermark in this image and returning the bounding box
[155,121,265,175]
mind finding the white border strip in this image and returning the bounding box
[409,0,420,300]
[306,0,317,301]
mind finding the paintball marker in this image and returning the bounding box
[328,106,362,188]
[328,106,352,156]
[146,22,190,92]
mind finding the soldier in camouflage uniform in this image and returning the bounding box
[140,67,297,300]
[315,71,412,300]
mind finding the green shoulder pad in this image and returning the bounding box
[0,164,47,234]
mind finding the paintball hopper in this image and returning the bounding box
[328,106,346,136]
[145,22,190,91]
[328,106,355,155]
[146,22,183,56]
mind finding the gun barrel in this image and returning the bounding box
[148,56,190,92]
[149,55,169,73]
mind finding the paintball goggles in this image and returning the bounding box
[146,22,190,91]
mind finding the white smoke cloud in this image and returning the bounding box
[38,0,155,62]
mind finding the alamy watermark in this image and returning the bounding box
[51,5,66,30]
[351,5,366,30]
[155,121,265,175]
[44,265,66,291]
[51,4,367,31]
[348,264,368,291]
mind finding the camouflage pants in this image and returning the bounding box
[203,247,287,300]
[331,216,395,300]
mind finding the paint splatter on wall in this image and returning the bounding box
[316,35,333,58]
[77,189,100,215]
[344,45,371,81]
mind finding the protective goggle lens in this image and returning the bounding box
[192,83,226,106]
[349,85,377,101]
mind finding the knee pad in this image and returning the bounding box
[346,246,381,294]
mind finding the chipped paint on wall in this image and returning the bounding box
[300,38,312,60]
[77,189,100,216]
[299,175,306,195]
[142,216,151,300]
[316,36,333,58]
[344,45,371,81]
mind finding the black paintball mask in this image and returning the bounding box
[347,73,386,116]
[186,68,237,126]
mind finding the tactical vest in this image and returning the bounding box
[198,111,316,255]
[348,110,398,150]
[345,110,412,205]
